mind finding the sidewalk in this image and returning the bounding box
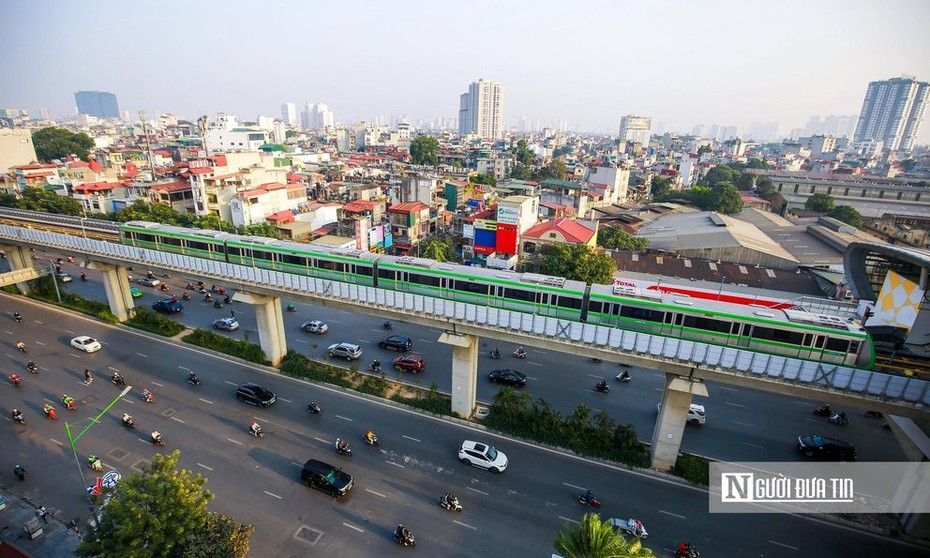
[0,490,80,558]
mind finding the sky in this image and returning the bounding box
[2,0,930,142]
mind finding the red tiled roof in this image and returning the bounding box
[73,182,121,193]
[188,167,213,175]
[69,161,90,169]
[209,172,242,181]
[343,200,376,212]
[149,181,189,192]
[258,182,286,191]
[388,201,429,213]
[447,180,470,187]
[265,210,295,222]
[286,173,305,183]
[15,164,57,170]
[522,218,595,244]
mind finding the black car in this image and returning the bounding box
[152,299,183,313]
[235,383,276,408]
[797,435,856,461]
[378,335,413,352]
[300,459,354,498]
[489,369,528,387]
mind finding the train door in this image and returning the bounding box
[801,333,826,360]
[662,312,683,336]
[734,323,752,348]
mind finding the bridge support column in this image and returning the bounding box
[650,372,708,471]
[233,292,286,366]
[1,244,35,294]
[88,262,135,321]
[438,331,477,419]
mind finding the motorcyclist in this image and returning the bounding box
[62,394,75,409]
[584,489,595,504]
[112,372,124,385]
[490,347,501,358]
[80,272,87,281]
[514,346,526,358]
[182,292,191,301]
[10,373,21,386]
[188,371,199,384]
[16,341,26,352]
[160,283,170,292]
[370,359,382,372]
[444,492,458,507]
[43,403,55,417]
[596,379,608,391]
[396,524,411,541]
[204,292,213,302]
[151,430,162,444]
[26,360,37,373]
[250,421,262,436]
[286,302,296,312]
[366,429,376,443]
[12,409,24,423]
[143,389,154,403]
[89,454,102,471]
[337,438,349,452]
[122,413,133,427]
[13,312,22,322]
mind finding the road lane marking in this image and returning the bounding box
[795,401,816,406]
[804,418,824,423]
[295,339,308,344]
[227,438,243,445]
[659,510,686,519]
[526,376,539,380]
[725,402,746,408]
[35,341,45,346]
[562,482,586,491]
[558,516,580,524]
[50,438,63,446]
[586,374,602,379]
[454,520,477,530]
[369,329,382,333]
[365,488,386,498]
[742,442,765,449]
[768,540,799,551]
[335,415,353,421]
[263,491,282,499]
[466,487,489,496]
[198,398,213,404]
[527,361,542,366]
[3,330,11,335]
[171,417,185,424]
[387,461,405,469]
[70,353,81,358]
[35,320,43,325]
[343,522,364,533]
[418,338,432,343]
[108,366,120,372]
[733,421,755,427]
[291,461,302,467]
[136,353,148,358]
[151,381,164,387]
[197,463,213,471]
[178,366,190,371]
[402,435,421,442]
[224,381,237,386]
[719,386,739,392]
[278,397,292,403]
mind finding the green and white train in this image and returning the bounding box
[120,221,874,368]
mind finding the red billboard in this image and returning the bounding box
[496,223,517,254]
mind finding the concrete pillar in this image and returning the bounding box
[1,244,34,294]
[438,332,478,419]
[89,262,135,321]
[233,292,286,366]
[650,372,709,470]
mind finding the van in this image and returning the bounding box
[300,459,354,498]
[656,402,706,426]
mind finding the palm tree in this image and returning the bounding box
[554,513,654,558]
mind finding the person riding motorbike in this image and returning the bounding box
[223,295,231,305]
[336,438,350,453]
[383,319,393,329]
[188,371,200,385]
[286,302,296,312]
[250,421,262,436]
[143,389,155,403]
[151,430,163,444]
[514,346,526,358]
[160,283,170,292]
[27,360,37,373]
[370,359,382,372]
[122,413,134,427]
[395,524,412,543]
[443,492,459,508]
[16,341,26,353]
[366,430,376,443]
[80,273,87,281]
[596,379,609,391]
[584,489,596,504]
[204,293,213,302]
[10,373,21,387]
[490,347,501,359]
[13,312,22,322]
[12,409,24,424]
[88,454,103,471]
[43,404,56,418]
[112,372,125,385]
[62,394,76,410]
[182,292,191,301]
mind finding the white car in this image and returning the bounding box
[656,402,706,426]
[301,320,328,334]
[71,336,102,353]
[458,440,508,473]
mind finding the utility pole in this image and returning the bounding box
[138,111,156,180]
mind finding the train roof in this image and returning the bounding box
[122,221,233,240]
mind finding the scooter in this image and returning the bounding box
[813,404,832,417]
[393,527,416,547]
[27,362,38,374]
[335,438,352,456]
[9,374,21,388]
[488,349,502,360]
[362,433,380,446]
[151,433,165,447]
[249,427,266,439]
[578,493,601,508]
[181,292,191,301]
[513,350,527,359]
[111,374,127,387]
[594,380,610,393]
[830,412,849,426]
[12,411,25,425]
[307,401,322,415]
[439,494,463,512]
[616,370,631,383]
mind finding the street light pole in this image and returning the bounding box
[65,385,133,526]
[718,275,727,300]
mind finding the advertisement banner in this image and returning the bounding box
[496,223,517,254]
[474,219,497,231]
[496,205,519,225]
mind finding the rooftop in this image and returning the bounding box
[522,218,596,244]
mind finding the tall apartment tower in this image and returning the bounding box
[280,102,297,126]
[458,79,504,139]
[74,91,119,118]
[853,75,929,152]
[619,115,652,145]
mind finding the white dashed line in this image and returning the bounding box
[719,386,739,392]
[3,330,11,335]
[34,320,43,325]
[35,341,45,346]
[558,516,580,524]
[526,376,539,380]
[227,438,243,445]
[733,421,755,428]
[768,540,799,551]
[659,510,686,519]
[527,361,543,366]
[466,487,489,496]
[108,366,120,372]
[454,520,477,530]
[804,418,824,423]
[562,482,586,491]
[171,417,185,424]
[198,398,213,404]
[335,415,353,421]
[137,353,148,358]
[365,488,386,498]
[263,491,282,499]
[278,397,292,403]
[725,402,746,408]
[402,435,421,442]
[178,366,190,371]
[314,437,329,444]
[295,339,308,344]
[586,374,602,379]
[742,442,765,449]
[50,438,63,447]
[197,463,213,471]
[387,461,405,469]
[369,328,382,333]
[343,522,364,533]
[151,381,164,387]
[224,381,238,386]
[795,401,817,406]
[70,353,81,358]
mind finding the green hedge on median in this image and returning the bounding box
[125,308,186,337]
[182,328,266,364]
[28,277,118,323]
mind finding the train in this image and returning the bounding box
[119,220,874,368]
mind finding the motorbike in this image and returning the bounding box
[307,401,322,415]
[9,374,21,388]
[160,284,170,292]
[111,374,127,387]
[27,362,38,374]
[88,455,103,471]
[813,404,832,417]
[286,303,296,312]
[513,350,527,359]
[362,432,380,446]
[143,391,156,404]
[439,494,463,512]
[368,362,382,373]
[14,313,22,323]
[249,427,266,438]
[181,293,191,301]
[62,396,77,411]
[187,375,201,387]
[677,543,701,558]
[213,300,223,309]
[17,343,27,354]
[830,412,849,426]
[151,432,165,447]
[383,321,394,330]
[44,405,57,420]
[335,438,352,456]
[122,416,136,429]
[578,493,601,508]
[616,370,631,383]
[80,273,87,281]
[12,410,25,425]
[186,283,196,290]
[393,526,416,547]
[488,349,502,360]
[594,380,610,393]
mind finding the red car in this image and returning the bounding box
[393,354,426,373]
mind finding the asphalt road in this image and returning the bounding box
[45,257,908,464]
[0,294,924,558]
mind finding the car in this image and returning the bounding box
[129,287,143,298]
[152,299,183,313]
[378,335,413,352]
[489,369,527,387]
[327,342,362,361]
[797,435,857,461]
[300,458,354,498]
[56,271,73,283]
[300,320,328,334]
[458,440,508,473]
[235,383,276,408]
[213,317,239,331]
[656,402,706,426]
[71,336,102,353]
[393,354,426,373]
[136,277,161,287]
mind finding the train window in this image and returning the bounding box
[377,268,395,280]
[848,341,860,354]
[355,265,373,277]
[161,236,182,247]
[825,338,850,353]
[187,240,210,252]
[453,279,487,295]
[683,316,731,333]
[620,306,664,322]
[317,260,345,272]
[410,273,441,287]
[588,301,603,314]
[556,296,582,309]
[814,336,826,349]
[504,287,534,302]
[752,326,804,346]
[282,254,308,266]
[135,232,156,243]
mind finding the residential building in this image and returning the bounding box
[584,163,630,204]
[678,154,699,188]
[619,115,651,145]
[228,182,306,227]
[72,181,135,214]
[476,152,514,180]
[458,79,505,139]
[204,128,269,153]
[854,75,929,152]
[149,180,195,213]
[798,135,837,157]
[521,218,598,257]
[303,102,334,130]
[387,201,431,253]
[74,91,119,118]
[281,102,297,126]
[0,129,38,172]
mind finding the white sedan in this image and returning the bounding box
[71,336,102,353]
[300,320,328,334]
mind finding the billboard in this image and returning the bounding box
[497,205,519,225]
[868,270,925,329]
[496,223,517,254]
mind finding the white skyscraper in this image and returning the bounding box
[458,79,505,139]
[619,115,652,145]
[280,102,297,126]
[854,75,929,152]
[301,102,334,130]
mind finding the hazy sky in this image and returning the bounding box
[3,0,929,141]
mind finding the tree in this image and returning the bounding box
[755,176,775,197]
[699,165,738,186]
[530,244,615,285]
[554,513,654,558]
[650,176,673,198]
[598,227,649,252]
[734,172,756,191]
[471,173,497,187]
[553,145,573,158]
[183,514,254,558]
[0,191,18,207]
[511,139,534,166]
[765,191,786,214]
[416,236,457,262]
[686,182,743,214]
[77,451,224,558]
[285,129,299,139]
[409,135,439,166]
[238,222,280,238]
[827,205,863,228]
[746,158,770,169]
[32,127,94,162]
[901,158,917,172]
[20,187,83,215]
[697,144,712,155]
[509,164,534,180]
[537,159,567,181]
[916,180,930,188]
[805,193,835,212]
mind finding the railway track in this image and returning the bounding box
[0,207,120,241]
[874,353,930,378]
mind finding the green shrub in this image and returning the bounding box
[182,328,266,364]
[126,308,185,336]
[27,278,118,323]
[670,452,710,486]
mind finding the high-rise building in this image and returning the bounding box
[458,79,504,139]
[301,102,334,130]
[281,102,297,126]
[74,91,119,118]
[854,75,929,152]
[619,115,652,145]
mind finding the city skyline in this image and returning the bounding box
[2,0,929,143]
